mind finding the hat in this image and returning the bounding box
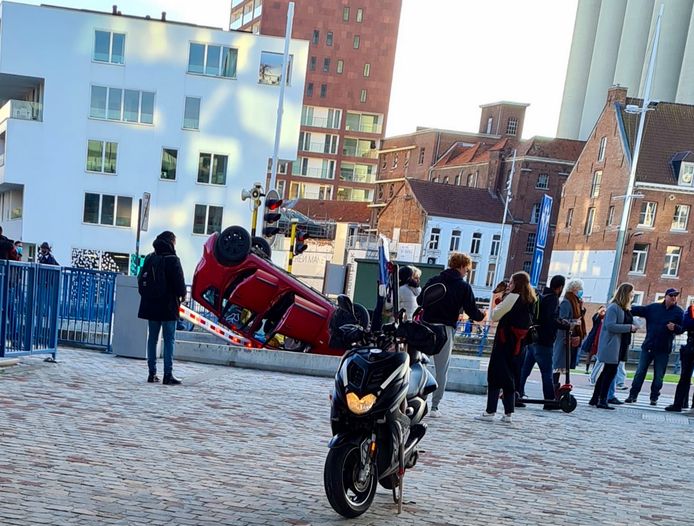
[40,242,50,250]
[665,288,679,296]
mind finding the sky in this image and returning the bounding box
[20,0,579,139]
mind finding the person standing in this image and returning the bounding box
[590,283,639,410]
[477,271,536,424]
[398,265,422,320]
[552,279,586,392]
[518,275,566,408]
[138,231,187,385]
[665,303,694,412]
[420,252,486,418]
[37,242,59,265]
[625,289,684,405]
[579,306,605,373]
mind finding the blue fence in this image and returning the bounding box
[0,261,61,360]
[58,268,117,353]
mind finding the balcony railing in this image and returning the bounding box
[340,170,375,184]
[342,148,378,159]
[345,122,383,134]
[295,167,335,180]
[300,141,336,154]
[0,100,43,123]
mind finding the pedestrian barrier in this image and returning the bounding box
[58,267,117,353]
[0,261,61,360]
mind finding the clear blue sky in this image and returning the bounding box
[18,0,578,139]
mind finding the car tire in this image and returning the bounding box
[214,226,251,266]
[251,236,272,259]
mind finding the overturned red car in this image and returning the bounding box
[191,226,344,355]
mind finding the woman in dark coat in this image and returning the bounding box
[477,271,536,424]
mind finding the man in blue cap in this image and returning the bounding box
[625,288,684,406]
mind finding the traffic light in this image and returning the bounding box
[262,189,283,238]
[293,228,308,256]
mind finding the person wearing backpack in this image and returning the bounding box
[138,231,187,385]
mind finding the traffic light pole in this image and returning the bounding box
[287,219,298,273]
[250,197,261,237]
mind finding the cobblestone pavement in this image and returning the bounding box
[1,348,692,526]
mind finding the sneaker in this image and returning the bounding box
[607,397,624,405]
[474,412,495,422]
[616,384,629,391]
[162,374,182,385]
[624,397,636,403]
[650,400,657,406]
[429,409,442,418]
[500,414,513,424]
[147,374,160,383]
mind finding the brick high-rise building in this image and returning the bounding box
[230,0,402,202]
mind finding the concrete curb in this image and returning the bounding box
[0,358,20,368]
[175,340,487,395]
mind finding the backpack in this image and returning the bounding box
[526,297,541,345]
[138,254,169,299]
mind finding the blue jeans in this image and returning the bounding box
[147,320,176,376]
[607,361,627,400]
[519,344,555,401]
[628,349,669,402]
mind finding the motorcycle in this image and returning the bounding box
[323,262,447,518]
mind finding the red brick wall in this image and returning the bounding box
[376,183,425,244]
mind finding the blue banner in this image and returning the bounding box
[530,194,553,287]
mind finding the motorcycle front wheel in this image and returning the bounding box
[324,443,377,518]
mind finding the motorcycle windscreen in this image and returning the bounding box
[274,294,331,345]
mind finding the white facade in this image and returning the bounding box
[420,216,511,299]
[548,249,615,304]
[0,2,307,280]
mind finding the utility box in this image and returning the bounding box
[112,275,150,358]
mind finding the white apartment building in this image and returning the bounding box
[0,2,307,279]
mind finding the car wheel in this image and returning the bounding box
[251,236,272,259]
[214,226,251,266]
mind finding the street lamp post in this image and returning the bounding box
[607,4,663,300]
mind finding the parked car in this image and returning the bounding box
[191,226,343,355]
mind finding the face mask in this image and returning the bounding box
[16,247,22,256]
[577,290,584,299]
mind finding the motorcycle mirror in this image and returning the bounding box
[421,283,447,308]
[353,302,370,330]
[337,295,355,317]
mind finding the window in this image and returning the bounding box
[663,246,681,277]
[630,243,648,274]
[597,136,607,162]
[193,204,223,235]
[418,147,425,165]
[485,263,496,287]
[590,170,602,198]
[455,174,461,185]
[632,292,644,306]
[337,60,344,74]
[343,6,350,21]
[312,30,319,45]
[584,207,595,235]
[309,56,316,71]
[393,153,398,168]
[353,35,360,49]
[90,86,154,124]
[306,83,314,97]
[450,230,461,251]
[522,261,532,273]
[197,153,228,185]
[638,201,657,227]
[259,52,292,85]
[506,117,518,136]
[86,140,117,174]
[491,234,501,257]
[323,58,331,72]
[606,205,615,226]
[326,32,333,46]
[471,232,482,254]
[324,135,338,154]
[469,261,478,284]
[678,162,694,186]
[320,84,327,98]
[428,228,441,250]
[566,208,574,228]
[356,8,363,22]
[94,31,125,64]
[536,173,549,189]
[443,176,449,184]
[363,63,370,77]
[486,116,493,134]
[161,149,177,180]
[360,89,367,103]
[187,43,237,78]
[183,97,201,130]
[525,233,536,253]
[672,204,690,230]
[467,173,477,187]
[530,203,540,224]
[83,193,132,227]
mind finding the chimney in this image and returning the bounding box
[161,11,166,21]
[112,4,117,15]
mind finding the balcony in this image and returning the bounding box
[342,148,378,159]
[299,141,336,154]
[340,168,375,184]
[295,167,335,180]
[345,113,383,134]
[301,116,341,130]
[0,100,43,123]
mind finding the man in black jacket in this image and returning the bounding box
[420,252,486,417]
[518,275,566,407]
[138,231,187,385]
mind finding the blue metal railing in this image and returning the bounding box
[58,268,117,352]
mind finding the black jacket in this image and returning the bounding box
[419,268,484,328]
[536,287,565,347]
[137,237,187,321]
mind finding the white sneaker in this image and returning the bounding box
[429,409,442,418]
[474,412,495,422]
[500,414,513,424]
[616,384,629,391]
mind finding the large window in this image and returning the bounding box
[490,234,501,257]
[469,261,478,285]
[530,203,540,224]
[597,136,607,162]
[470,232,482,254]
[188,43,237,78]
[450,230,461,251]
[94,31,125,64]
[638,201,657,227]
[197,153,228,185]
[323,58,331,72]
[428,228,441,250]
[326,32,333,46]
[353,35,360,49]
[161,148,178,180]
[663,246,681,277]
[672,204,690,231]
[584,207,595,235]
[506,117,518,136]
[193,204,223,235]
[183,97,201,130]
[565,208,574,228]
[525,233,536,254]
[536,173,549,189]
[90,86,154,124]
[418,147,425,165]
[83,193,132,227]
[86,140,117,174]
[630,243,648,274]
[485,263,496,287]
[356,8,363,22]
[363,63,371,77]
[590,170,602,198]
[606,205,615,226]
[259,51,292,85]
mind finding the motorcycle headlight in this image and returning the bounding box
[346,392,377,415]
